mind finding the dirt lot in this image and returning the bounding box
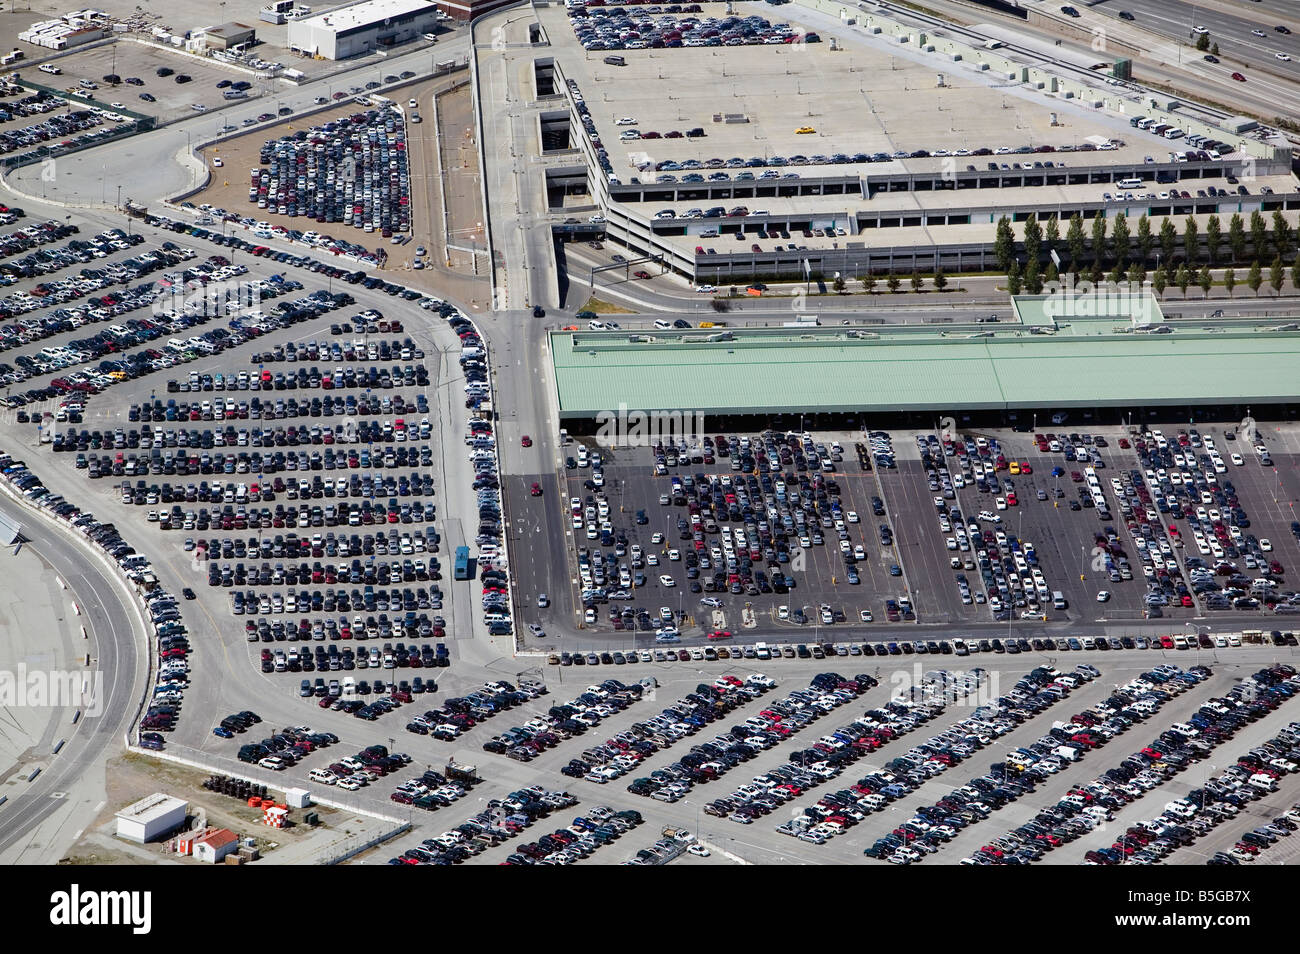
[187,72,491,307]
[57,751,341,864]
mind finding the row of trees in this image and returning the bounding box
[994,209,1296,277]
[1003,253,1300,297]
[835,272,950,293]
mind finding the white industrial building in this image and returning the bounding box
[287,0,440,60]
[114,793,188,844]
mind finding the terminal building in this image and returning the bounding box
[548,297,1300,425]
[287,0,442,59]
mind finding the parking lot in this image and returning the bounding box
[507,416,1300,647]
[21,40,268,122]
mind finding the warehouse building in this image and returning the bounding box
[201,22,257,51]
[549,300,1300,423]
[114,793,188,844]
[287,0,440,59]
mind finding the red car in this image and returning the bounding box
[1231,72,1246,81]
[529,482,542,496]
[521,435,532,447]
[707,630,732,640]
[633,270,651,279]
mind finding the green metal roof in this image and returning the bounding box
[549,319,1300,418]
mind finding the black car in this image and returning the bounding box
[181,587,196,600]
[532,306,545,318]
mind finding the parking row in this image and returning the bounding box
[405,679,548,741]
[252,336,424,365]
[503,805,644,865]
[120,471,437,506]
[153,211,386,269]
[1058,665,1300,866]
[125,393,427,423]
[389,788,580,865]
[858,664,1106,863]
[564,673,774,785]
[628,672,865,803]
[481,679,647,761]
[78,445,435,480]
[247,612,443,645]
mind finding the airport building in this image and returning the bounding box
[482,1,1300,283]
[287,0,441,59]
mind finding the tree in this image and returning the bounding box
[1270,255,1285,296]
[1006,260,1022,296]
[1247,260,1263,296]
[1110,213,1130,268]
[1250,211,1268,260]
[861,274,877,295]
[1128,264,1147,290]
[1044,214,1060,255]
[1211,42,1219,55]
[933,268,948,292]
[1195,31,1210,52]
[886,273,901,293]
[1183,216,1199,265]
[1023,214,1042,266]
[1228,213,1246,262]
[1152,265,1168,298]
[1091,214,1108,267]
[994,216,1015,273]
[1044,260,1059,288]
[1108,263,1124,286]
[1159,217,1177,265]
[1223,267,1236,297]
[1136,214,1153,264]
[833,275,846,294]
[1205,214,1222,265]
[910,272,923,293]
[1175,264,1190,297]
[1089,259,1105,286]
[1198,264,1212,298]
[1066,213,1086,274]
[1273,211,1294,259]
[1292,253,1300,295]
[1025,259,1042,295]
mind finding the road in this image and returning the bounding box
[0,493,145,860]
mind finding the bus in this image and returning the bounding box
[454,545,470,581]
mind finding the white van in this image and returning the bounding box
[1116,177,1142,189]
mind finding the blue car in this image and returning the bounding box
[213,726,235,739]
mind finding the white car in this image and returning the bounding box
[846,511,859,523]
[1096,590,1111,602]
[659,575,676,587]
[1277,53,1293,61]
[1260,539,1273,551]
[1192,26,1208,35]
[527,623,545,637]
[859,609,873,622]
[777,605,790,620]
[687,844,711,856]
[212,157,223,168]
[695,284,717,293]
[1231,453,1244,466]
[616,117,637,125]
[424,32,437,41]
